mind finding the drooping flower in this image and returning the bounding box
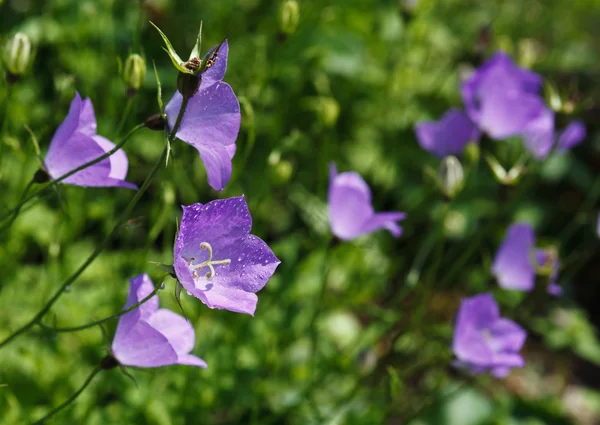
[461,52,586,160]
[111,274,207,368]
[328,163,406,240]
[414,108,480,157]
[43,92,137,189]
[461,51,542,128]
[165,41,241,191]
[492,223,562,295]
[173,196,280,316]
[452,293,527,378]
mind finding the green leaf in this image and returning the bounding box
[188,21,203,60]
[149,21,190,74]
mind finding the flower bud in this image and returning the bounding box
[484,154,525,186]
[123,53,146,95]
[3,32,32,79]
[144,113,166,131]
[438,156,464,199]
[279,0,299,36]
[177,71,201,100]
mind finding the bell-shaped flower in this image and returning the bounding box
[492,223,562,295]
[452,293,527,378]
[43,92,137,189]
[328,163,406,240]
[111,274,207,368]
[173,196,280,316]
[461,51,542,126]
[415,108,480,157]
[165,41,241,191]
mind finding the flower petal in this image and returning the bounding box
[492,223,536,291]
[47,92,83,153]
[114,274,159,338]
[478,90,546,140]
[328,170,374,240]
[145,308,196,355]
[360,212,406,238]
[489,318,527,352]
[78,98,97,137]
[201,40,229,87]
[174,197,252,261]
[522,105,555,160]
[415,108,479,157]
[557,120,586,151]
[112,321,178,367]
[196,142,233,191]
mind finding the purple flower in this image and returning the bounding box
[173,196,280,316]
[43,92,137,189]
[328,163,406,240]
[111,274,207,368]
[165,41,241,191]
[492,223,561,295]
[415,108,480,157]
[461,51,542,126]
[452,293,526,378]
[557,120,586,152]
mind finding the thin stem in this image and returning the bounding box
[38,280,162,333]
[31,367,102,425]
[558,174,600,244]
[1,96,189,349]
[308,237,334,372]
[115,96,135,137]
[2,180,35,232]
[0,123,145,228]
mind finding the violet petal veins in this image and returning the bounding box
[452,293,527,377]
[328,163,406,240]
[173,196,280,316]
[43,92,137,189]
[165,41,241,191]
[111,274,207,368]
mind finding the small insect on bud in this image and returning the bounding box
[123,53,146,95]
[278,0,300,37]
[3,32,33,81]
[438,156,464,199]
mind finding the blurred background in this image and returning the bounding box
[2,0,600,423]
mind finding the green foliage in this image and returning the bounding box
[2,0,600,424]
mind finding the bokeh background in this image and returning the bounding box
[2,0,600,423]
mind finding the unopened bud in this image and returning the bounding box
[123,53,146,95]
[177,71,201,100]
[144,113,166,131]
[438,156,464,199]
[484,154,526,185]
[279,0,299,36]
[3,32,32,79]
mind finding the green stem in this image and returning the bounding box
[0,97,189,349]
[115,96,135,137]
[2,180,35,233]
[31,367,102,425]
[308,237,334,372]
[38,279,162,333]
[0,123,145,228]
[557,174,600,244]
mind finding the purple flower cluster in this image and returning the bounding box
[415,52,585,159]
